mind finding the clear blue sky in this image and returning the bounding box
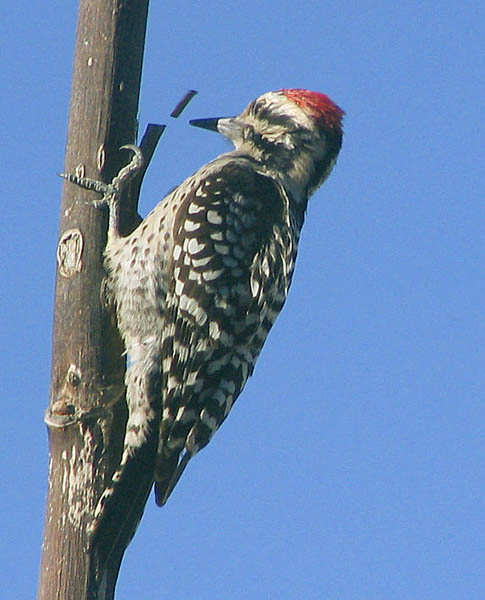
[1,1,484,598]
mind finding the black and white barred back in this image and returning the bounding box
[101,89,344,515]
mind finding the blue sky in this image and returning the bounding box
[1,1,484,598]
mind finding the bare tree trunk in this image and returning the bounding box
[39,1,150,598]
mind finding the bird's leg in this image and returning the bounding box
[59,144,144,239]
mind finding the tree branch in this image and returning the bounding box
[39,2,150,599]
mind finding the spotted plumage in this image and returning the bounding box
[152,160,302,502]
[90,89,343,541]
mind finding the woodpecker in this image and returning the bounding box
[66,89,343,550]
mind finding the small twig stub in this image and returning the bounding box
[170,89,198,118]
[57,228,84,278]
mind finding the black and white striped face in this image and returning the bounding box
[234,91,321,149]
[206,89,344,200]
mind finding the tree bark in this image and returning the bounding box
[39,1,150,599]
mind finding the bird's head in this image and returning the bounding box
[190,89,344,199]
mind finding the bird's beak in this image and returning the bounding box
[189,117,244,143]
[189,117,224,133]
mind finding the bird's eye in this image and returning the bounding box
[252,102,263,116]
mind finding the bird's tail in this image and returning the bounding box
[89,350,162,579]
